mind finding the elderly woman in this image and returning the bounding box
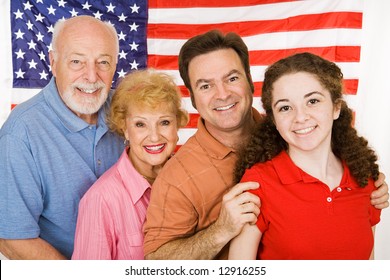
[72,70,188,259]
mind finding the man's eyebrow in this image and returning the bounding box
[194,69,242,88]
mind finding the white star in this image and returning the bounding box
[129,41,139,51]
[28,40,37,50]
[82,1,92,10]
[107,20,115,28]
[26,20,34,30]
[35,13,45,22]
[15,69,25,79]
[28,59,38,69]
[117,69,127,78]
[36,32,44,42]
[14,29,25,39]
[118,31,126,41]
[130,60,139,70]
[37,0,43,3]
[118,13,127,22]
[39,70,49,80]
[58,0,67,8]
[47,25,54,33]
[47,43,53,52]
[93,10,103,19]
[23,1,33,10]
[47,5,56,15]
[129,22,139,32]
[69,8,78,17]
[15,49,26,59]
[130,4,140,13]
[118,50,127,59]
[14,9,24,19]
[106,3,116,13]
[38,51,46,61]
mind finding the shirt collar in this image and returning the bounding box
[43,77,110,133]
[273,150,358,189]
[195,108,262,159]
[116,148,151,203]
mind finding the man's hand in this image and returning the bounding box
[145,181,261,260]
[213,182,260,241]
[371,172,389,209]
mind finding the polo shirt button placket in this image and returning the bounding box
[326,195,334,214]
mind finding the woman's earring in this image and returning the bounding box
[124,139,129,146]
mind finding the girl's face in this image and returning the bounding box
[271,72,341,155]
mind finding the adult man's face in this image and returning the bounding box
[188,48,253,136]
[50,18,117,120]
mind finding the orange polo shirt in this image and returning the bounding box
[241,150,381,260]
[144,108,262,259]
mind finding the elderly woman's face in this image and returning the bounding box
[124,103,179,171]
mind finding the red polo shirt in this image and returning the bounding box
[241,150,381,260]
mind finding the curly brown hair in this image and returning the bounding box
[234,52,379,187]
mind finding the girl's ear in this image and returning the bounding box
[333,99,342,120]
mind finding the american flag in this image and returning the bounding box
[8,0,363,144]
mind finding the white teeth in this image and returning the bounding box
[145,144,165,151]
[80,89,96,94]
[215,104,235,111]
[295,126,315,134]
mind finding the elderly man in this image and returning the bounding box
[0,16,124,259]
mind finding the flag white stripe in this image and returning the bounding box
[149,0,362,24]
[148,29,362,56]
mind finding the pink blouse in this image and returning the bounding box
[72,148,151,259]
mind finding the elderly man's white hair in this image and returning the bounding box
[50,15,119,60]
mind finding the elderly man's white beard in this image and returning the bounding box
[62,82,109,115]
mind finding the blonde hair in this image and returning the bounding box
[107,70,189,138]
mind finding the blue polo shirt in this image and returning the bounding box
[0,78,124,259]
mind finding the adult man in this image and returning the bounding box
[143,30,389,260]
[0,16,124,259]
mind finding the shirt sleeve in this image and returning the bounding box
[241,167,269,234]
[72,190,115,260]
[0,133,42,239]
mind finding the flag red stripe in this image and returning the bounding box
[148,0,297,9]
[147,12,362,39]
[185,113,200,128]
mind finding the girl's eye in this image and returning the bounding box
[279,105,290,112]
[308,99,319,105]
